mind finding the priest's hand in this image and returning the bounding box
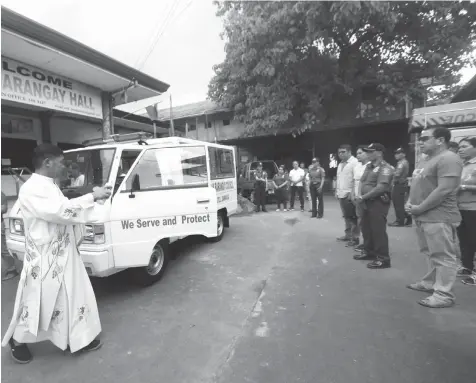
[92,185,112,201]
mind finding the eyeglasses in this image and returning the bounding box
[417,136,432,142]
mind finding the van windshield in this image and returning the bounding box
[60,149,115,196]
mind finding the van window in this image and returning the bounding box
[125,146,208,191]
[62,148,115,191]
[209,147,235,180]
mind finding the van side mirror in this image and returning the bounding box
[129,174,140,198]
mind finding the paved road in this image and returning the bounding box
[2,198,475,383]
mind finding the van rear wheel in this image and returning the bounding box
[131,241,170,286]
[209,211,226,243]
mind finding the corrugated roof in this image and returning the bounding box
[143,100,232,121]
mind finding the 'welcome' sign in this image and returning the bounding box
[1,57,103,119]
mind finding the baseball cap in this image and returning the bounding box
[257,162,263,166]
[363,143,385,152]
[395,147,405,154]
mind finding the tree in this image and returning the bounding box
[208,1,476,136]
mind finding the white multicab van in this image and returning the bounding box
[6,134,238,286]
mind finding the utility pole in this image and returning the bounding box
[169,94,175,137]
[101,92,114,139]
[196,116,199,140]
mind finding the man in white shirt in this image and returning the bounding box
[336,145,359,245]
[69,164,85,188]
[289,161,306,211]
[351,146,369,250]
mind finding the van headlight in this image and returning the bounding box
[83,224,105,244]
[9,219,24,236]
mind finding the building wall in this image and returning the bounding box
[176,89,419,143]
[50,116,137,146]
[1,111,43,143]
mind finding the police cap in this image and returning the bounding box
[363,143,385,153]
[395,147,405,154]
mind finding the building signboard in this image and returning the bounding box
[1,57,103,119]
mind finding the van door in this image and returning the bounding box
[109,145,218,268]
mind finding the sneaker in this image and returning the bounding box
[354,244,364,251]
[388,221,405,227]
[290,208,295,211]
[457,267,473,277]
[406,282,434,294]
[418,296,454,308]
[462,275,476,286]
[276,209,280,212]
[336,236,350,242]
[301,208,304,212]
[9,339,32,364]
[283,209,288,212]
[367,260,391,269]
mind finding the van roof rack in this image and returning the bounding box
[83,132,153,146]
[83,133,205,147]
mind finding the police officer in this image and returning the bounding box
[354,143,394,269]
[389,147,412,227]
[253,162,268,212]
[308,158,326,218]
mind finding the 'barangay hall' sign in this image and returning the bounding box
[2,57,103,119]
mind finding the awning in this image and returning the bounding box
[1,7,169,105]
[408,100,476,133]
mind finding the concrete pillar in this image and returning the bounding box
[185,122,189,137]
[39,111,53,143]
[101,92,113,139]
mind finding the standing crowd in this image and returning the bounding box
[333,127,475,309]
[253,159,325,217]
[251,125,475,308]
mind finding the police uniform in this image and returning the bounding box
[390,148,411,226]
[253,165,268,212]
[354,143,394,269]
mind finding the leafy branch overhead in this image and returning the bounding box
[208,1,476,136]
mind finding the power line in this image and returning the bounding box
[137,0,183,70]
[134,0,174,68]
[137,0,193,71]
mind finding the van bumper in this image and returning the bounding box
[6,238,118,278]
[6,238,25,261]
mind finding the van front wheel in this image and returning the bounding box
[131,242,170,286]
[209,212,226,243]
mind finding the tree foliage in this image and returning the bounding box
[208,1,476,135]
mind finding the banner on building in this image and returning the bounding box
[1,57,103,119]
